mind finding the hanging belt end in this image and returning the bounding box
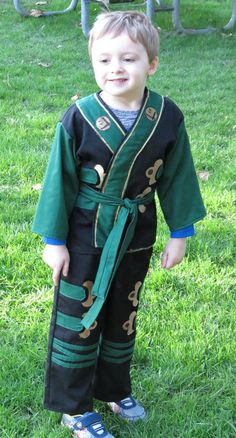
[81,297,104,330]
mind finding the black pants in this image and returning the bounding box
[44,248,152,415]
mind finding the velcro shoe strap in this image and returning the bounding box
[78,412,102,428]
[117,396,136,410]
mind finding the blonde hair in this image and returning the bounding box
[88,11,160,62]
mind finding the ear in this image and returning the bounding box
[148,57,158,76]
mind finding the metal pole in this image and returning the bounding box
[13,0,79,17]
[81,0,90,37]
[146,0,155,23]
[172,0,216,34]
[224,0,236,30]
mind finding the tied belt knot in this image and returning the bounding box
[123,198,134,209]
[78,183,154,329]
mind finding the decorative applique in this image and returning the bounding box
[122,311,137,335]
[81,280,95,308]
[145,107,158,121]
[136,187,152,213]
[128,281,142,307]
[138,205,145,213]
[94,164,106,189]
[79,280,96,337]
[146,159,163,185]
[79,316,98,339]
[95,116,111,131]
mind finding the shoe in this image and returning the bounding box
[61,412,115,438]
[108,395,145,421]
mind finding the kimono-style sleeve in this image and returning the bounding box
[32,122,80,240]
[156,120,206,232]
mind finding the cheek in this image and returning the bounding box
[93,68,103,80]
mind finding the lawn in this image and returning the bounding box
[0,0,236,437]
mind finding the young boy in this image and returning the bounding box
[32,11,206,438]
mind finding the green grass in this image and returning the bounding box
[0,0,236,436]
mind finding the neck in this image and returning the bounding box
[100,91,144,111]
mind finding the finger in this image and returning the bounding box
[53,267,61,287]
[165,257,178,270]
[62,259,70,277]
[165,258,173,269]
[161,251,168,268]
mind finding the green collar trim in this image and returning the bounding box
[76,93,125,154]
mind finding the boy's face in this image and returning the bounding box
[91,32,157,108]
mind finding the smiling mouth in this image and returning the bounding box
[108,78,127,83]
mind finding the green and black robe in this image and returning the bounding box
[32,89,206,414]
[33,88,205,253]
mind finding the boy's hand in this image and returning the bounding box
[161,238,187,270]
[43,244,70,286]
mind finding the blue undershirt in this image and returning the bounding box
[43,105,194,245]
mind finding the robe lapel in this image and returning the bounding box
[76,93,126,154]
[77,90,164,247]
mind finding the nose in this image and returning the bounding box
[110,58,123,73]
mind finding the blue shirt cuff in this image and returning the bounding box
[170,225,194,238]
[43,237,66,245]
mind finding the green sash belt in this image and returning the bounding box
[79,184,154,329]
